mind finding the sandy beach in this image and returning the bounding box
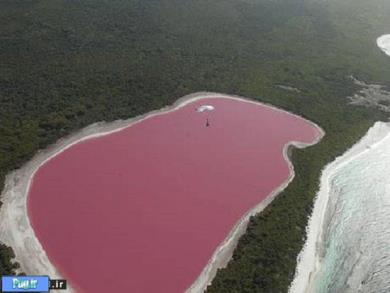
[289,121,390,293]
[0,92,324,293]
[377,34,390,57]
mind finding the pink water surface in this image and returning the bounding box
[28,97,320,293]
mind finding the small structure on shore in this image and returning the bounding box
[196,105,215,112]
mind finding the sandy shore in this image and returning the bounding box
[377,34,390,57]
[0,92,324,293]
[289,121,390,293]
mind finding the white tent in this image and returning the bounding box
[196,105,215,112]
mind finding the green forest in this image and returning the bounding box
[1,0,390,291]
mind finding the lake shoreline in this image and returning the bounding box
[0,92,324,293]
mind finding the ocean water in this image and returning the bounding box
[312,132,390,293]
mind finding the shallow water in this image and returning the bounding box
[312,132,390,293]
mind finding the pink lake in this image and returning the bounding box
[28,97,320,293]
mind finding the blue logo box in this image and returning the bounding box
[2,276,50,292]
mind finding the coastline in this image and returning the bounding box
[0,92,324,293]
[288,121,390,293]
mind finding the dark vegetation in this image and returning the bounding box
[0,244,19,275]
[1,0,390,291]
[378,99,390,107]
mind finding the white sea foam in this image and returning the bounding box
[377,35,390,57]
[289,122,390,293]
